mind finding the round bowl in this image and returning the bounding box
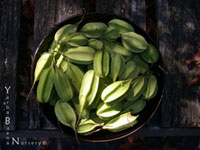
[32,13,165,142]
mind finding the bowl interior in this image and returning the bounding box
[33,13,165,142]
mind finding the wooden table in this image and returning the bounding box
[0,0,200,148]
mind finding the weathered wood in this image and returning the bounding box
[157,0,200,127]
[32,0,83,129]
[0,128,200,138]
[0,0,21,130]
[96,0,146,30]
[0,43,5,130]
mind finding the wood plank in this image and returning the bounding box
[96,0,146,30]
[157,0,200,127]
[0,128,200,138]
[32,0,83,129]
[0,0,21,131]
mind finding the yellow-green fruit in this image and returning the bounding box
[105,41,132,57]
[143,74,158,99]
[110,54,125,82]
[102,112,138,132]
[34,52,52,84]
[108,19,134,34]
[93,51,110,78]
[37,66,54,103]
[96,102,123,120]
[123,99,146,114]
[103,26,120,41]
[54,24,77,43]
[79,70,99,116]
[140,43,159,63]
[131,55,149,74]
[63,32,88,47]
[65,62,84,92]
[101,80,131,103]
[88,39,103,51]
[55,100,76,129]
[56,55,68,72]
[126,76,147,101]
[54,68,74,101]
[80,22,107,38]
[89,80,105,110]
[77,119,102,135]
[65,46,96,64]
[119,61,140,80]
[122,32,147,53]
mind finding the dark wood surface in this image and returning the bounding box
[157,0,200,127]
[0,0,21,131]
[96,0,146,30]
[0,0,199,139]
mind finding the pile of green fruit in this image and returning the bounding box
[32,18,159,136]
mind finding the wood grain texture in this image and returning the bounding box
[32,0,83,129]
[0,0,21,131]
[157,0,200,127]
[96,0,146,30]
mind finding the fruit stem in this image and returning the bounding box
[26,81,35,101]
[76,8,86,26]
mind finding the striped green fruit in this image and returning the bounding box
[54,24,77,43]
[108,19,134,34]
[77,119,102,135]
[65,62,84,92]
[105,41,132,57]
[119,61,140,80]
[110,53,125,82]
[102,112,138,132]
[36,66,54,103]
[79,70,100,117]
[93,51,110,78]
[103,26,120,41]
[89,79,105,110]
[88,39,103,51]
[34,52,52,85]
[80,22,107,38]
[56,55,68,72]
[143,74,158,99]
[55,100,76,130]
[123,99,146,114]
[63,32,88,47]
[54,67,74,101]
[131,55,149,74]
[140,43,159,63]
[101,79,132,103]
[65,46,96,64]
[122,32,147,53]
[96,102,123,120]
[126,76,147,101]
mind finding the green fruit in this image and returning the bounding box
[81,22,107,38]
[140,43,159,63]
[122,32,147,53]
[102,112,138,132]
[55,100,76,130]
[101,80,131,103]
[108,19,134,34]
[93,51,110,78]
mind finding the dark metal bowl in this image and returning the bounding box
[32,13,165,142]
